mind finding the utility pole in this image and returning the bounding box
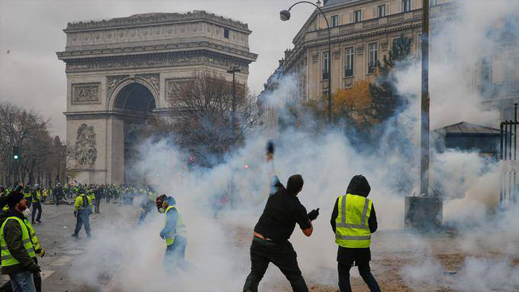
[227,66,241,145]
[405,0,441,232]
[420,0,430,197]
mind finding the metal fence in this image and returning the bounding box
[500,104,518,205]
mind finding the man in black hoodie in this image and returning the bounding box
[0,192,40,292]
[331,175,381,292]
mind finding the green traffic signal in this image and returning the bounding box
[13,155,19,160]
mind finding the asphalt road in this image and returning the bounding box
[0,198,139,292]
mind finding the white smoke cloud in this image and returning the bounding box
[66,0,519,291]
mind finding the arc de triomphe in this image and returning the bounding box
[57,11,257,184]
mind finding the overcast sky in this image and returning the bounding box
[0,0,315,137]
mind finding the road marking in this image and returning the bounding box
[67,249,83,255]
[40,270,54,280]
[51,256,74,266]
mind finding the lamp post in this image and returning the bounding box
[420,0,430,197]
[227,66,241,144]
[280,1,332,124]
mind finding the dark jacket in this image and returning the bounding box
[330,175,378,265]
[0,209,39,275]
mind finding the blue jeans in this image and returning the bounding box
[9,271,36,292]
[74,208,91,236]
[163,236,188,275]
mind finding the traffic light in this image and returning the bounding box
[12,146,19,160]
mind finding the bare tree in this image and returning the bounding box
[0,101,67,187]
[167,72,259,166]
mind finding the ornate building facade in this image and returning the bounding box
[265,0,518,122]
[281,0,454,100]
[57,11,257,184]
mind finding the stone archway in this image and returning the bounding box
[58,12,257,185]
[113,83,156,184]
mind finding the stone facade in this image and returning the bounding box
[273,0,518,120]
[58,11,257,184]
[281,0,455,100]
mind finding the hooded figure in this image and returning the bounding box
[331,175,381,292]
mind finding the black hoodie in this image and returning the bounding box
[330,175,378,264]
[0,209,39,275]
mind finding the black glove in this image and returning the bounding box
[308,208,320,221]
[266,141,275,155]
[28,264,41,273]
[74,211,77,218]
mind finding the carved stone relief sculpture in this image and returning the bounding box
[106,75,129,98]
[74,124,97,166]
[137,73,160,94]
[72,83,100,104]
[166,78,192,101]
[381,42,389,51]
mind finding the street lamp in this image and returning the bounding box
[227,66,241,144]
[280,1,332,124]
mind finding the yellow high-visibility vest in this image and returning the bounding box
[0,217,36,267]
[23,219,41,251]
[335,194,373,248]
[164,205,187,246]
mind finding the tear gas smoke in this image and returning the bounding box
[68,1,519,291]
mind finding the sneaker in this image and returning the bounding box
[36,220,42,223]
[71,233,78,238]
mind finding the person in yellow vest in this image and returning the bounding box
[0,192,40,292]
[22,208,45,292]
[30,185,42,225]
[41,188,47,203]
[23,186,32,210]
[71,190,93,238]
[331,175,381,292]
[156,195,188,274]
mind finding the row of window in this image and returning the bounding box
[329,0,441,27]
[321,43,379,79]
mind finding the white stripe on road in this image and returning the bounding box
[51,256,73,266]
[40,270,54,281]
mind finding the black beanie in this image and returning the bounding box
[6,192,24,208]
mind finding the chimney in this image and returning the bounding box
[284,49,292,60]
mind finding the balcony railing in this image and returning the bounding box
[322,72,329,80]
